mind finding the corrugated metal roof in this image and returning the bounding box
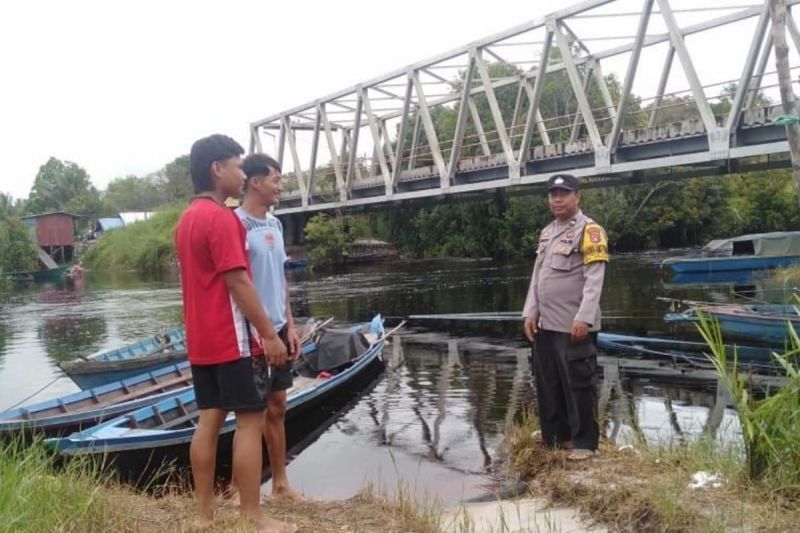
[24,211,81,220]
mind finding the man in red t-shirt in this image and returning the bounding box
[175,134,295,533]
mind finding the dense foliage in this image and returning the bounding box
[304,213,351,268]
[0,196,37,279]
[331,169,799,260]
[304,59,792,260]
[82,206,183,274]
[27,158,109,229]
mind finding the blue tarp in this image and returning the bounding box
[96,218,124,232]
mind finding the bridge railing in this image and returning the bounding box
[252,0,800,212]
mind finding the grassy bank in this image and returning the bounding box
[507,415,800,532]
[0,437,445,532]
[0,439,126,532]
[508,319,800,531]
[82,206,182,274]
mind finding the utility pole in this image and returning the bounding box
[769,0,800,207]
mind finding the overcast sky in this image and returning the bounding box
[0,0,787,200]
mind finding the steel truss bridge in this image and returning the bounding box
[249,0,800,215]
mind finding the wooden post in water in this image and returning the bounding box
[769,0,800,207]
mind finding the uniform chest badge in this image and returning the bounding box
[565,230,575,239]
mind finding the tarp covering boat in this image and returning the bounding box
[300,328,370,373]
[703,231,800,257]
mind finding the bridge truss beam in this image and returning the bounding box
[250,0,800,215]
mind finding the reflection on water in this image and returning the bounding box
[0,254,757,503]
[269,333,741,504]
[598,355,740,446]
[0,277,183,411]
[0,314,7,370]
[268,333,534,503]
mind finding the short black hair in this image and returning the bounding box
[242,153,282,190]
[189,134,245,193]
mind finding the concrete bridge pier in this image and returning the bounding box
[278,213,308,246]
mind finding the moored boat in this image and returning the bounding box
[661,231,800,273]
[598,332,778,371]
[664,304,799,345]
[45,317,396,485]
[285,257,309,271]
[58,326,187,390]
[0,362,193,437]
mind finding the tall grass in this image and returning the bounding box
[771,264,800,284]
[0,438,121,532]
[697,309,800,497]
[82,206,182,274]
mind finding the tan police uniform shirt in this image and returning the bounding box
[522,210,608,333]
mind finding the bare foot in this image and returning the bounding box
[193,502,215,530]
[244,512,298,533]
[271,486,305,502]
[190,517,214,531]
[220,485,240,506]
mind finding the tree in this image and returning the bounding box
[0,193,15,219]
[104,175,162,212]
[305,213,349,268]
[27,158,107,226]
[153,155,192,204]
[0,216,37,272]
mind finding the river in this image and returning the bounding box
[0,252,779,504]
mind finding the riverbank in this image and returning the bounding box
[104,488,443,532]
[0,439,443,532]
[2,437,606,532]
[506,415,800,532]
[81,206,182,274]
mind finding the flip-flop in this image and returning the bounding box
[567,449,597,461]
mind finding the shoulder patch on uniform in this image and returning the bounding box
[581,223,609,264]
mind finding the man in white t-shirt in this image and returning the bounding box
[236,153,303,501]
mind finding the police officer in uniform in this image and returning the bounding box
[522,173,608,459]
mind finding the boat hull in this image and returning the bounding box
[46,338,385,487]
[0,363,193,438]
[665,305,799,345]
[59,326,187,390]
[662,254,800,273]
[59,351,188,390]
[597,332,777,369]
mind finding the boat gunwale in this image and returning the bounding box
[49,335,385,455]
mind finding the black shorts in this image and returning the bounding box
[271,328,294,393]
[191,356,269,412]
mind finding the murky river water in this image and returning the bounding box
[0,252,781,503]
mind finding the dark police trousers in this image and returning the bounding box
[531,330,599,450]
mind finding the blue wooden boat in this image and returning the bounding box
[662,269,758,286]
[664,304,799,345]
[0,362,193,437]
[44,317,393,485]
[285,258,309,271]
[597,332,778,371]
[661,231,800,273]
[58,326,187,390]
